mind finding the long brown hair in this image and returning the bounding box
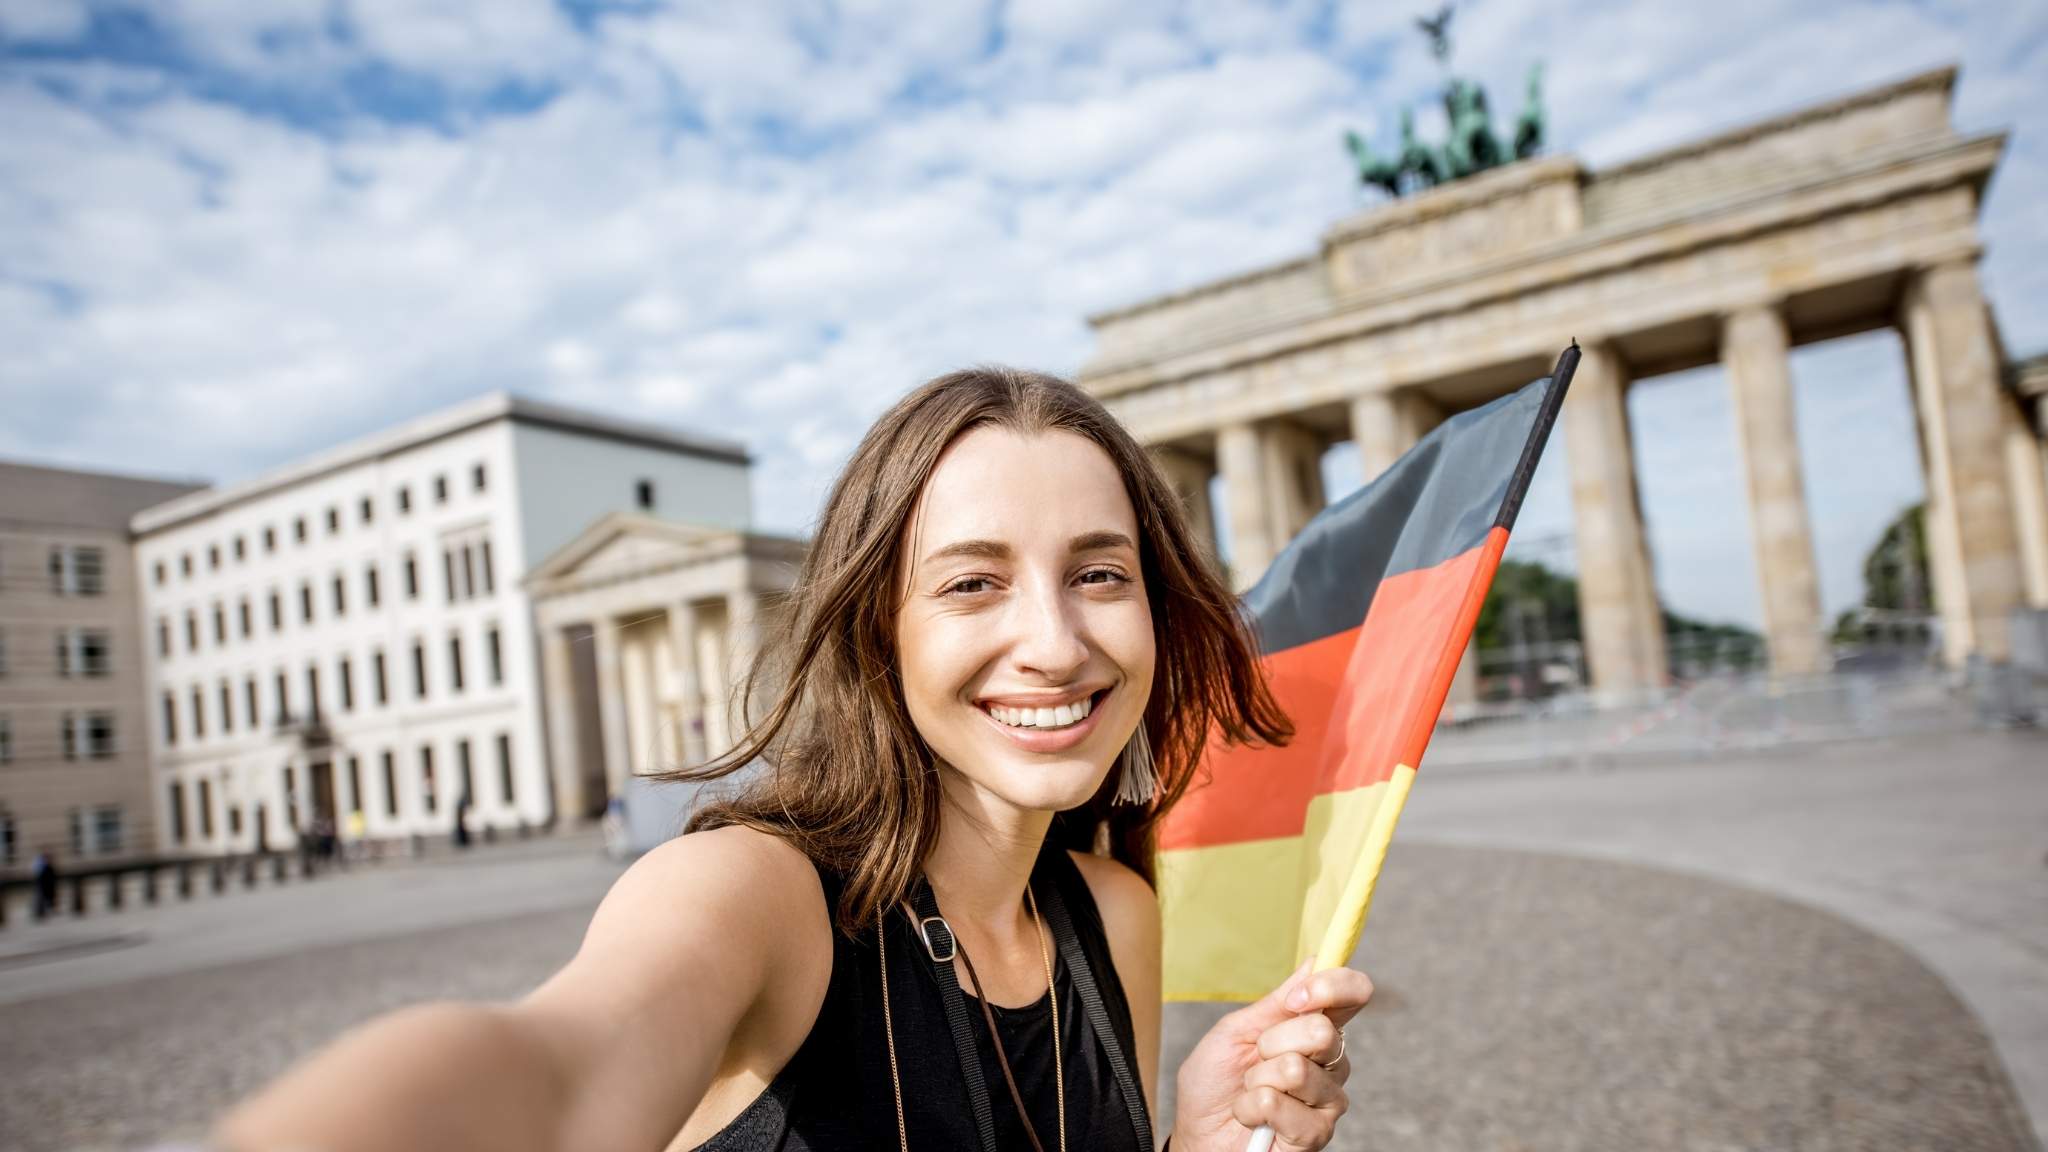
[675,366,1290,934]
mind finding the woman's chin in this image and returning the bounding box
[951,755,1110,817]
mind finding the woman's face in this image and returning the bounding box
[895,425,1156,817]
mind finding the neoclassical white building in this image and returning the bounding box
[133,394,752,853]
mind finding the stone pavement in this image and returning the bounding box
[0,731,2041,1151]
[1401,728,2048,1149]
[0,846,2035,1151]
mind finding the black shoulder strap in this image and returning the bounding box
[1037,864,1156,1151]
[905,881,1002,1152]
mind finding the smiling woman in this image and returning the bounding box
[216,367,1375,1152]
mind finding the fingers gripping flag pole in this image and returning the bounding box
[1152,347,1581,1152]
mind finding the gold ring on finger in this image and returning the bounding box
[1317,1032,1347,1070]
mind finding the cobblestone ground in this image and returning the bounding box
[0,843,2034,1152]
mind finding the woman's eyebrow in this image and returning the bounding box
[923,538,1010,565]
[1069,530,1136,554]
[921,531,1133,566]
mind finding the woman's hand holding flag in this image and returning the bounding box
[1169,959,1374,1151]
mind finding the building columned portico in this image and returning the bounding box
[526,514,803,823]
[1080,67,2048,699]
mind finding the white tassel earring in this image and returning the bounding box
[1114,721,1157,807]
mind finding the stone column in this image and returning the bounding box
[590,619,632,800]
[538,623,586,822]
[1901,260,2024,664]
[1216,422,1275,591]
[2001,391,2048,610]
[719,588,761,757]
[620,628,657,777]
[1151,446,1219,568]
[668,601,708,765]
[1349,390,1443,479]
[1258,420,1326,555]
[1350,388,1479,713]
[1564,342,1668,700]
[1723,304,1827,677]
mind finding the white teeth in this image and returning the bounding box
[987,695,1095,731]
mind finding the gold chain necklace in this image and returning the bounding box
[879,885,1065,1152]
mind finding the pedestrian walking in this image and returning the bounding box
[31,849,59,920]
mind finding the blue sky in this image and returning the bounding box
[2,0,2044,630]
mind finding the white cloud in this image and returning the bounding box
[1,0,2044,632]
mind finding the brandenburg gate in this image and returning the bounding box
[1078,67,2048,699]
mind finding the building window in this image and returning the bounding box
[397,486,412,514]
[443,549,458,603]
[457,738,475,807]
[294,516,307,543]
[381,751,399,817]
[339,657,354,711]
[461,545,477,600]
[480,539,495,594]
[189,688,205,739]
[305,664,322,722]
[274,671,290,724]
[433,474,449,504]
[283,765,299,830]
[239,597,253,638]
[64,711,117,759]
[233,535,246,561]
[154,560,167,586]
[636,479,655,510]
[219,681,234,735]
[197,779,215,839]
[57,629,112,678]
[213,603,227,644]
[346,756,363,818]
[496,732,515,805]
[487,626,503,686]
[332,574,347,618]
[411,641,427,700]
[449,634,465,693]
[472,463,487,492]
[365,563,381,608]
[50,545,106,596]
[299,582,314,624]
[161,691,177,746]
[208,544,220,570]
[88,806,124,856]
[185,610,200,652]
[181,552,193,577]
[404,552,419,599]
[420,745,438,814]
[264,526,277,552]
[158,618,171,659]
[269,591,283,632]
[0,716,12,765]
[0,808,13,865]
[168,782,187,845]
[372,649,388,706]
[245,676,259,729]
[326,506,340,534]
[229,799,244,839]
[360,496,374,525]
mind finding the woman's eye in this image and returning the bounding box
[1078,568,1128,586]
[943,577,992,595]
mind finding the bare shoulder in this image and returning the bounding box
[1066,850,1161,943]
[527,824,830,1033]
[612,823,821,914]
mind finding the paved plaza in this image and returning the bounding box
[0,730,2042,1151]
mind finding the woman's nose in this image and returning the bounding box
[1007,580,1089,679]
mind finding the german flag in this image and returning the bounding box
[1159,346,1579,1001]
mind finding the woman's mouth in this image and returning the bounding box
[977,688,1111,750]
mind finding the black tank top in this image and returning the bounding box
[695,842,1150,1151]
